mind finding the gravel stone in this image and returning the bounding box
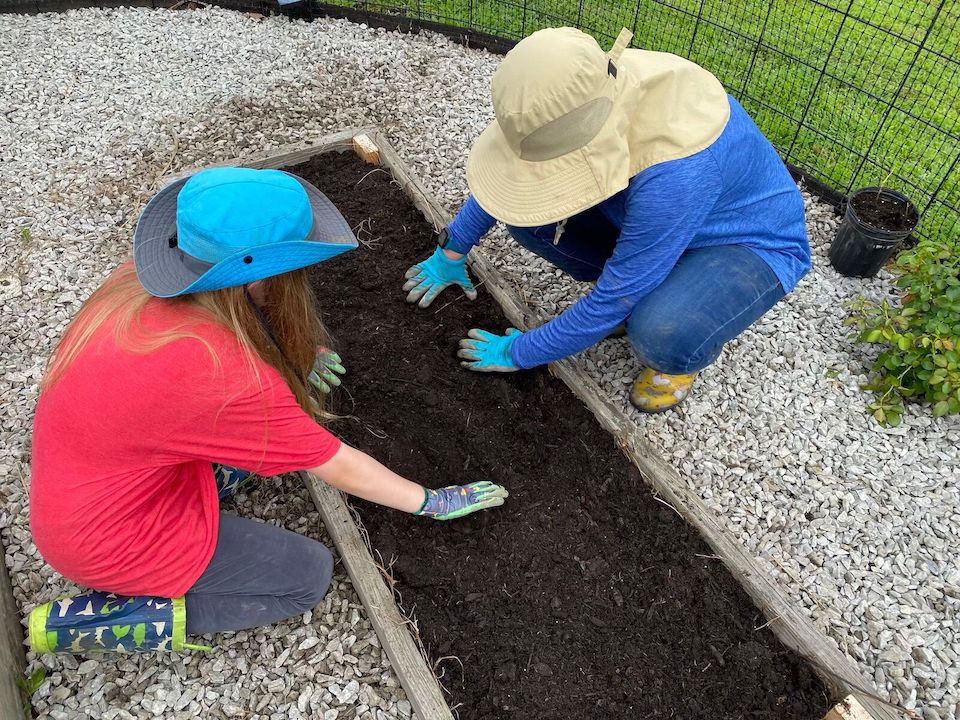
[1,6,957,719]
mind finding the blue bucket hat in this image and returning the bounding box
[133,167,357,298]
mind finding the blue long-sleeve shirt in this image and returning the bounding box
[448,96,810,369]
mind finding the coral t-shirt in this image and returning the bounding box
[30,296,341,598]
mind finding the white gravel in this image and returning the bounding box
[0,6,958,719]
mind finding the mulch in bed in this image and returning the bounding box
[297,151,831,720]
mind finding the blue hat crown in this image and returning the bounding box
[176,168,313,262]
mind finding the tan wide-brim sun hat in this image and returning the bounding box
[466,27,732,227]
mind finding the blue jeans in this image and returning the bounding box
[508,208,786,374]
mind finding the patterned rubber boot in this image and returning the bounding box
[28,592,209,654]
[213,464,253,500]
[630,368,698,413]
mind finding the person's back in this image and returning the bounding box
[31,281,290,597]
[700,96,809,287]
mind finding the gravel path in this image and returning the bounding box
[0,7,957,719]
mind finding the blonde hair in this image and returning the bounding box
[42,262,330,418]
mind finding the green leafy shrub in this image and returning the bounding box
[851,238,960,426]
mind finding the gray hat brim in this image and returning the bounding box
[133,173,358,298]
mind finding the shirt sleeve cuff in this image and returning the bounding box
[510,331,539,370]
[448,196,497,254]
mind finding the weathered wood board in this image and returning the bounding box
[0,556,25,720]
[300,474,453,720]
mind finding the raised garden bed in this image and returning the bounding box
[297,151,827,719]
[179,129,889,720]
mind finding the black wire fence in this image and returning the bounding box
[312,0,959,249]
[3,0,957,248]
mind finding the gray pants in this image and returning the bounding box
[184,513,333,634]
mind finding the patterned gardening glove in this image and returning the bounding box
[403,246,478,308]
[415,482,509,520]
[309,347,345,394]
[457,328,522,372]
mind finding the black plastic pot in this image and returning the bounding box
[828,187,920,278]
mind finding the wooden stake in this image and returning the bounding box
[352,133,381,165]
[824,695,875,720]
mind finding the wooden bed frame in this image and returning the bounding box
[158,127,894,720]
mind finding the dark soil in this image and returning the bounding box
[850,190,919,232]
[295,151,831,720]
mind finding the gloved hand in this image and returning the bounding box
[415,481,509,520]
[457,328,522,372]
[403,246,478,308]
[308,347,345,394]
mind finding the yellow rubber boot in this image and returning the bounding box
[630,368,698,413]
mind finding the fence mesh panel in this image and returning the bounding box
[317,0,959,247]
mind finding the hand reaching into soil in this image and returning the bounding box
[458,328,522,372]
[403,247,478,308]
[309,347,345,394]
[415,482,509,520]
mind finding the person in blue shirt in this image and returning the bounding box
[402,27,810,412]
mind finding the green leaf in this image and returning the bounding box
[27,669,44,694]
[16,667,46,720]
[853,247,960,422]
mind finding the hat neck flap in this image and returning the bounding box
[617,48,731,176]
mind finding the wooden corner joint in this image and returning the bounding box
[823,695,875,720]
[352,134,381,165]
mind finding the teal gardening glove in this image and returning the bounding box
[458,328,522,372]
[416,482,509,520]
[309,347,346,394]
[403,246,478,308]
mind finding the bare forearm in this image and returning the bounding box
[308,444,424,513]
